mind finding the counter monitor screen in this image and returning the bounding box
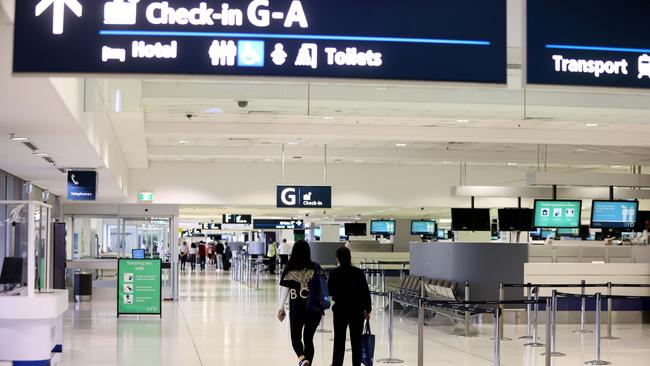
[132,249,146,259]
[590,200,638,230]
[344,223,367,236]
[411,220,437,236]
[635,211,650,232]
[498,208,534,231]
[370,220,396,236]
[451,208,491,231]
[0,257,23,285]
[533,200,582,228]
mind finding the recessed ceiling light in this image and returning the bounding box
[585,123,599,127]
[376,87,388,91]
[395,143,407,147]
[575,148,587,152]
[456,119,470,123]
[611,165,623,168]
[354,159,364,163]
[265,158,275,162]
[288,142,299,145]
[323,116,335,120]
[33,152,49,157]
[443,161,452,165]
[205,108,224,114]
[179,140,190,145]
[10,134,29,142]
[507,162,517,166]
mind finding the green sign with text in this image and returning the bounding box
[117,259,162,317]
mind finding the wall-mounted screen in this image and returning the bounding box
[344,223,367,236]
[410,220,437,236]
[451,208,490,231]
[370,220,396,236]
[590,200,638,230]
[635,211,650,232]
[533,200,582,228]
[498,208,534,231]
[131,248,146,259]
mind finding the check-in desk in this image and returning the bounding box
[528,242,650,264]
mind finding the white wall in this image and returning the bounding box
[128,161,530,209]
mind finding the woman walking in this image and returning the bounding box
[328,246,371,366]
[189,242,197,271]
[277,240,323,366]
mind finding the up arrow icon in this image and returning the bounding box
[35,0,83,35]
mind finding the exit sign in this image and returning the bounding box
[138,192,154,202]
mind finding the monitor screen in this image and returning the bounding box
[635,211,650,232]
[591,200,639,230]
[370,220,396,235]
[557,228,579,236]
[344,223,368,236]
[498,208,534,231]
[533,200,582,228]
[411,220,437,235]
[132,249,146,259]
[437,229,448,239]
[0,257,23,285]
[451,208,491,231]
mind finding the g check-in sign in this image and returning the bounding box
[277,185,331,208]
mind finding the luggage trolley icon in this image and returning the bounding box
[638,54,650,79]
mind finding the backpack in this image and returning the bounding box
[307,264,331,314]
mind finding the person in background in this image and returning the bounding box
[180,241,189,271]
[199,241,207,270]
[267,240,278,274]
[189,242,197,271]
[278,239,293,271]
[208,241,216,266]
[216,240,225,271]
[224,242,232,271]
[328,246,371,366]
[277,240,322,366]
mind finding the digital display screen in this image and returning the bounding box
[528,0,650,89]
[451,208,491,231]
[14,0,506,83]
[590,200,638,229]
[534,200,582,228]
[411,220,437,235]
[132,248,146,259]
[370,220,396,235]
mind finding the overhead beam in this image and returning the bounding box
[452,186,650,199]
[527,172,650,188]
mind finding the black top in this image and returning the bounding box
[327,265,372,314]
[280,262,317,310]
[216,243,224,255]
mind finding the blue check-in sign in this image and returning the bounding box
[277,185,331,208]
[67,171,97,201]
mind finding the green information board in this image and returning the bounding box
[117,259,162,317]
[534,200,582,228]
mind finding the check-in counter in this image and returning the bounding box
[528,242,650,264]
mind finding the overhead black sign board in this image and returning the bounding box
[222,214,252,224]
[67,170,97,201]
[14,0,506,83]
[200,222,222,230]
[528,0,650,88]
[277,185,331,208]
[253,218,304,230]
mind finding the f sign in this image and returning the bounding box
[281,188,297,206]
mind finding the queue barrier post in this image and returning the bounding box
[574,279,593,334]
[417,296,424,366]
[465,282,470,337]
[585,293,611,365]
[524,286,544,347]
[377,292,404,364]
[542,290,565,357]
[493,308,501,366]
[520,283,533,340]
[497,282,511,341]
[544,298,552,366]
[255,261,260,289]
[602,282,619,340]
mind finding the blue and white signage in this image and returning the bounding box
[14,0,506,83]
[277,185,331,208]
[67,170,97,201]
[591,200,639,230]
[528,0,650,88]
[253,218,304,230]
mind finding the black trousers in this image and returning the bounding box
[200,255,206,270]
[289,305,322,364]
[332,310,364,366]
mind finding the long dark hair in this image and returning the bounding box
[286,240,312,270]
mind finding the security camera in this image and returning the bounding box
[421,207,425,211]
[237,100,249,108]
[305,213,310,217]
[185,113,194,120]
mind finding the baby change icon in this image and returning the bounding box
[104,0,140,25]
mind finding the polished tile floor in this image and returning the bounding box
[59,269,650,365]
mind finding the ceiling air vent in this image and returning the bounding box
[23,141,38,152]
[58,168,67,174]
[43,156,56,165]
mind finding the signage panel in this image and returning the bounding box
[67,170,97,201]
[222,214,252,224]
[533,200,582,229]
[14,0,506,83]
[528,0,650,88]
[117,258,162,316]
[200,223,222,230]
[277,185,331,208]
[591,200,638,229]
[253,218,304,230]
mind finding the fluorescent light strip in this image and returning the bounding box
[100,30,492,46]
[546,44,650,54]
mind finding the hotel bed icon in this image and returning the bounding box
[102,46,126,62]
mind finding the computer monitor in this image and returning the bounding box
[0,257,23,285]
[437,229,448,239]
[370,220,396,236]
[451,208,491,231]
[533,200,582,228]
[410,220,437,236]
[635,211,650,232]
[498,208,534,231]
[590,200,639,230]
[344,223,367,236]
[132,248,146,259]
